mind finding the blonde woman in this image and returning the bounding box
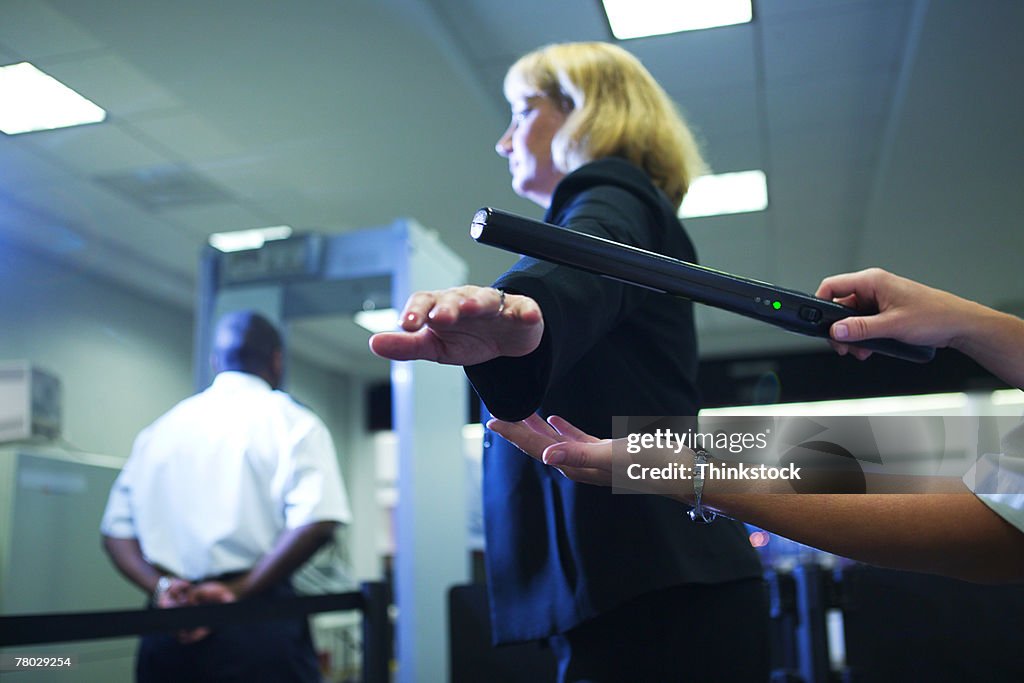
[372,43,768,681]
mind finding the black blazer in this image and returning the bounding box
[467,157,763,643]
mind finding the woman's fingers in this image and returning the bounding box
[551,465,611,487]
[523,413,560,438]
[488,418,618,488]
[488,416,615,484]
[369,328,442,361]
[546,415,602,443]
[426,288,473,325]
[400,286,517,330]
[545,444,615,486]
[543,440,613,471]
[454,287,506,318]
[487,418,558,461]
[400,291,440,330]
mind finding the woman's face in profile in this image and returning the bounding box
[496,92,569,208]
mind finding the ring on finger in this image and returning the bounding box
[495,288,506,315]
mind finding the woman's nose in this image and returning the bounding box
[495,124,513,157]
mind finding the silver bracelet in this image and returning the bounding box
[689,448,716,523]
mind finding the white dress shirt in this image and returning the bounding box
[101,371,352,580]
[973,416,1024,534]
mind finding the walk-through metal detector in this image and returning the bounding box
[195,219,469,682]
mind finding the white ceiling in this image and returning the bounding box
[2,0,1022,378]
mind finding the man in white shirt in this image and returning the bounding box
[101,310,352,682]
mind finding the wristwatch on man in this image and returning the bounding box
[153,575,174,604]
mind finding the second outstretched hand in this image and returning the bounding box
[487,414,691,499]
[487,414,613,486]
[369,285,544,366]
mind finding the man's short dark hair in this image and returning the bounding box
[213,311,283,376]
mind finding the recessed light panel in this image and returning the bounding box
[679,170,768,219]
[602,0,752,40]
[0,62,107,135]
[209,226,293,253]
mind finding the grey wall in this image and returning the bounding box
[1,237,196,458]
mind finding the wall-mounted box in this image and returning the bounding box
[0,361,61,443]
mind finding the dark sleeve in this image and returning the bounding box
[465,186,668,420]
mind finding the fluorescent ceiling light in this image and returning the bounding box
[602,0,752,40]
[679,169,768,219]
[208,225,293,252]
[0,62,106,135]
[354,308,399,333]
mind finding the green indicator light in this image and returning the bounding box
[772,301,781,310]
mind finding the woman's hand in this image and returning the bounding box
[818,267,1024,388]
[815,268,971,360]
[369,285,544,366]
[487,414,614,486]
[489,414,708,501]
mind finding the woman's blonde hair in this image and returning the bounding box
[504,42,706,210]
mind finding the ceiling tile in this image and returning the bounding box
[687,211,772,279]
[127,111,245,162]
[0,0,104,59]
[435,0,610,63]
[765,71,893,137]
[676,84,761,156]
[761,1,912,83]
[0,42,19,62]
[770,114,884,175]
[633,22,757,91]
[19,122,172,175]
[4,174,194,254]
[756,0,905,20]
[161,203,277,240]
[0,137,69,183]
[691,116,763,174]
[40,52,183,117]
[0,188,89,254]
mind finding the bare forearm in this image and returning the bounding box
[102,536,162,594]
[230,521,339,598]
[703,491,1024,583]
[951,303,1024,389]
[663,451,1024,581]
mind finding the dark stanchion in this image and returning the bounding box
[0,592,361,646]
[792,563,833,683]
[0,581,390,683]
[360,581,390,683]
[765,569,804,682]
